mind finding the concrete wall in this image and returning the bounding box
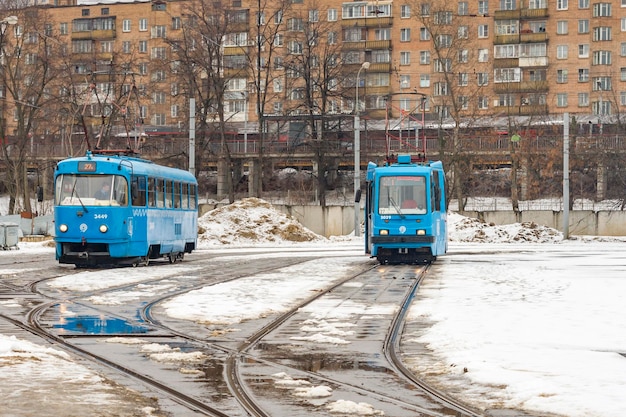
[200,203,626,237]
[459,210,626,236]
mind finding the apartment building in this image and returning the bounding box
[2,0,625,141]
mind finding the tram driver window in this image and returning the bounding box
[378,176,427,214]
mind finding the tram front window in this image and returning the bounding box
[378,176,427,215]
[55,174,128,206]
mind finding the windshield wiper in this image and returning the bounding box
[388,196,405,219]
[71,179,88,213]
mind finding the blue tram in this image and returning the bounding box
[54,150,198,267]
[364,154,447,264]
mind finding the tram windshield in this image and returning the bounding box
[378,176,427,215]
[55,174,128,206]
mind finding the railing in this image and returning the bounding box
[17,133,626,167]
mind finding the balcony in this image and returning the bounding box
[520,32,547,43]
[342,39,391,51]
[495,31,547,45]
[494,80,549,94]
[519,56,548,67]
[494,8,548,20]
[71,29,116,40]
[223,46,248,56]
[341,17,392,28]
[494,58,520,68]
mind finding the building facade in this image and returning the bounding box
[2,0,626,142]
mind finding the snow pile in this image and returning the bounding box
[448,212,562,243]
[198,198,323,246]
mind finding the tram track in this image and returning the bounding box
[14,252,345,416]
[0,247,544,417]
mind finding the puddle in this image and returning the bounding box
[53,316,149,335]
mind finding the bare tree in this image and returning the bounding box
[409,0,491,210]
[281,2,346,206]
[0,7,65,214]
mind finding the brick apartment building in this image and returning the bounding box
[1,0,625,145]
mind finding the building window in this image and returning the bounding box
[101,7,109,15]
[593,26,612,41]
[82,9,90,16]
[458,73,468,86]
[592,50,611,65]
[477,72,489,85]
[557,45,568,59]
[478,0,489,14]
[578,19,589,33]
[478,96,489,109]
[578,92,589,106]
[592,2,611,16]
[400,51,411,65]
[419,27,430,40]
[60,22,68,35]
[139,40,147,53]
[557,93,568,107]
[172,17,181,30]
[557,0,568,10]
[622,18,626,32]
[171,105,179,118]
[400,28,411,41]
[152,25,166,38]
[478,49,489,62]
[478,24,489,38]
[139,18,148,31]
[420,51,430,64]
[123,19,131,32]
[152,114,166,126]
[458,2,468,15]
[122,41,131,54]
[401,4,411,17]
[420,74,430,87]
[458,49,468,62]
[309,10,319,22]
[458,26,469,38]
[375,28,391,40]
[328,8,337,21]
[578,44,589,57]
[579,0,589,8]
[578,68,589,82]
[557,21,568,34]
[557,69,568,83]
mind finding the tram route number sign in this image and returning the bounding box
[78,161,97,172]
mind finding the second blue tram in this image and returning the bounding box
[54,151,198,267]
[364,154,447,264]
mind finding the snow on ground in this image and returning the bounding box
[1,198,625,416]
[198,197,323,246]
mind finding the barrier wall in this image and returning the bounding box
[199,204,626,237]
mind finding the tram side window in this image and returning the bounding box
[173,181,181,208]
[156,178,165,208]
[113,176,128,206]
[190,184,197,209]
[165,180,172,208]
[131,175,147,206]
[181,183,189,209]
[148,177,156,207]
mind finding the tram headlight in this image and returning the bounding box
[379,229,389,235]
[416,229,426,235]
[59,224,68,233]
[99,224,108,233]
